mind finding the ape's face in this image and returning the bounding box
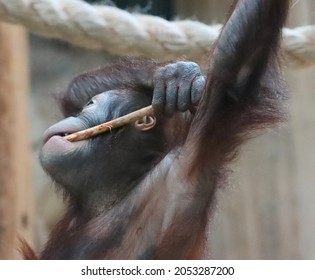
[40,89,159,199]
[38,58,202,209]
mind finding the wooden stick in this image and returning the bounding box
[64,105,154,142]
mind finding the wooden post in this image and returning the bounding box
[0,23,33,259]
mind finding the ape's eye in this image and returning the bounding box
[85,99,96,108]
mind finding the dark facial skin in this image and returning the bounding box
[40,62,205,213]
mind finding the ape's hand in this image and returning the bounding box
[152,62,205,116]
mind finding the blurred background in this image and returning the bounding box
[0,0,314,259]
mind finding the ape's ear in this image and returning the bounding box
[134,116,157,131]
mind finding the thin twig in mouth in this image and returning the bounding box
[64,105,154,142]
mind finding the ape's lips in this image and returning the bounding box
[43,117,86,144]
[42,118,87,155]
[43,131,74,145]
[43,129,78,145]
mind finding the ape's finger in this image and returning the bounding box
[191,75,206,105]
[165,81,178,116]
[177,79,192,112]
[152,80,166,116]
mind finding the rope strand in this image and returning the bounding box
[0,0,314,68]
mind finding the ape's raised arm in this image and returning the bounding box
[185,0,289,180]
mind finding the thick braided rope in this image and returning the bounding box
[0,0,314,68]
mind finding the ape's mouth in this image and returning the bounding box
[43,130,80,145]
[42,119,88,156]
[42,118,88,145]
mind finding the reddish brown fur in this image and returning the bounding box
[23,0,289,259]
